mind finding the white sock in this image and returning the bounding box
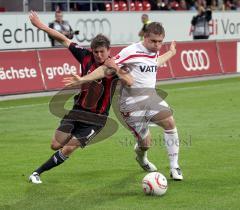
[134,144,147,161]
[164,128,180,169]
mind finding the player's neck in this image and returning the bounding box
[141,41,151,52]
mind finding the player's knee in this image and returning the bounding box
[50,143,59,150]
[162,116,176,130]
[50,139,62,150]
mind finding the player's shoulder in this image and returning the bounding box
[126,42,141,50]
[70,42,89,51]
[120,42,142,55]
[69,42,92,55]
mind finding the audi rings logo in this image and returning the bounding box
[75,19,111,42]
[181,50,210,71]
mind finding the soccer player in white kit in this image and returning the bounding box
[105,22,183,180]
[64,22,183,180]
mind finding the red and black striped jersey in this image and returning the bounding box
[69,42,118,116]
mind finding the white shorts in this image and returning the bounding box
[121,100,171,141]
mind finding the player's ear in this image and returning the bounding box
[107,48,111,56]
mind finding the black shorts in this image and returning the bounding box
[57,116,105,148]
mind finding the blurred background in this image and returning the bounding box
[0,0,240,12]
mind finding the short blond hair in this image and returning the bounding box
[144,22,165,37]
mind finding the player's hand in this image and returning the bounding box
[62,74,82,87]
[29,10,44,29]
[104,57,118,71]
[169,40,176,56]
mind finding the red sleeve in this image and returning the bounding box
[68,42,91,64]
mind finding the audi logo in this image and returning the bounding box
[75,19,111,42]
[181,50,210,71]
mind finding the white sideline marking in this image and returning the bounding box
[0,103,48,111]
[0,101,73,111]
[237,42,240,73]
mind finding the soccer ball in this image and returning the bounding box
[142,172,168,196]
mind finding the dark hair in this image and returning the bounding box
[90,34,110,50]
[144,22,165,37]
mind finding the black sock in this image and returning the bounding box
[34,150,68,175]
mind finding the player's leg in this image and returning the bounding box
[36,138,80,174]
[29,118,76,184]
[121,111,157,172]
[43,122,104,175]
[151,113,183,180]
[134,131,157,172]
[50,117,76,150]
[29,121,103,184]
[29,136,79,184]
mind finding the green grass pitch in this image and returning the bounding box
[0,77,239,210]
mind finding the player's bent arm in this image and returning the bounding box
[157,50,175,67]
[29,11,71,48]
[114,66,134,86]
[157,40,176,67]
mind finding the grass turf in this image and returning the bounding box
[0,77,239,210]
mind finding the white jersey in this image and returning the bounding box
[114,42,159,111]
[115,42,159,88]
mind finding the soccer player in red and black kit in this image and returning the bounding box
[28,11,133,184]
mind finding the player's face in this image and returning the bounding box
[144,33,164,52]
[92,47,110,64]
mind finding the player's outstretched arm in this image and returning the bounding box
[157,41,176,67]
[29,10,71,48]
[63,66,108,87]
[63,62,133,87]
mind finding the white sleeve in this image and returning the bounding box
[114,47,133,67]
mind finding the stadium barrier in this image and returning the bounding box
[0,40,239,95]
[1,12,240,50]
